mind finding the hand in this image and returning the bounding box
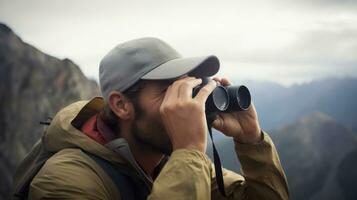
[159,77,217,152]
[212,77,262,144]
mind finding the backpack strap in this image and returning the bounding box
[12,138,55,200]
[83,151,150,200]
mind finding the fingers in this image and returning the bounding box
[221,78,232,86]
[194,79,217,103]
[163,76,218,105]
[178,78,202,99]
[212,77,221,83]
[213,76,232,86]
[170,76,203,99]
[163,76,202,103]
[165,77,195,101]
[212,115,223,129]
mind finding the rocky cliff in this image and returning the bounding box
[0,23,100,199]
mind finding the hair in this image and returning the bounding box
[99,80,145,134]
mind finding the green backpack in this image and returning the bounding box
[11,127,150,200]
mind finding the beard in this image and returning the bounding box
[131,101,173,155]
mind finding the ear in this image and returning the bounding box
[108,91,134,120]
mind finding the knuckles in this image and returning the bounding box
[199,87,210,94]
[180,82,191,89]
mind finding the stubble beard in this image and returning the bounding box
[131,101,173,155]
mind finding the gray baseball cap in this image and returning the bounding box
[99,37,220,101]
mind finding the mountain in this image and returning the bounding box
[0,23,100,199]
[271,112,357,199]
[336,147,357,200]
[207,112,357,199]
[239,78,357,132]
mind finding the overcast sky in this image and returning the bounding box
[0,0,356,85]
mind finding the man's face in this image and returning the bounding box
[130,79,175,155]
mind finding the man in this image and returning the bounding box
[28,38,289,199]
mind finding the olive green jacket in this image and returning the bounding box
[29,97,289,199]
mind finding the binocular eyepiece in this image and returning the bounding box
[192,77,251,121]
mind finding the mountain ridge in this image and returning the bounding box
[0,23,100,199]
[239,77,357,132]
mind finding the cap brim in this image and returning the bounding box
[141,55,220,80]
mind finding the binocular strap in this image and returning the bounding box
[207,120,226,197]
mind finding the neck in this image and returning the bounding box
[120,127,164,179]
[130,144,164,179]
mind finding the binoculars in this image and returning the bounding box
[192,77,251,120]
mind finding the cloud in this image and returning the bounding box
[254,29,356,67]
[296,0,357,7]
[0,0,356,85]
[272,0,357,11]
[218,18,357,66]
[286,27,357,66]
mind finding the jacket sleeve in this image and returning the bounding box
[148,131,289,200]
[28,149,119,200]
[211,130,289,200]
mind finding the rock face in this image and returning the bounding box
[0,23,100,199]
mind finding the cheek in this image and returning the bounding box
[140,96,164,119]
[150,100,163,120]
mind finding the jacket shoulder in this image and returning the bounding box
[29,148,120,200]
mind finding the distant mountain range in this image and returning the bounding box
[239,78,357,132]
[0,23,99,199]
[208,112,357,200]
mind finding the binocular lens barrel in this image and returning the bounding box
[206,86,229,113]
[226,85,251,112]
[192,78,251,114]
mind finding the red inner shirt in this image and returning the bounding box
[81,114,116,145]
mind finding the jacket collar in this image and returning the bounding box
[76,97,154,186]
